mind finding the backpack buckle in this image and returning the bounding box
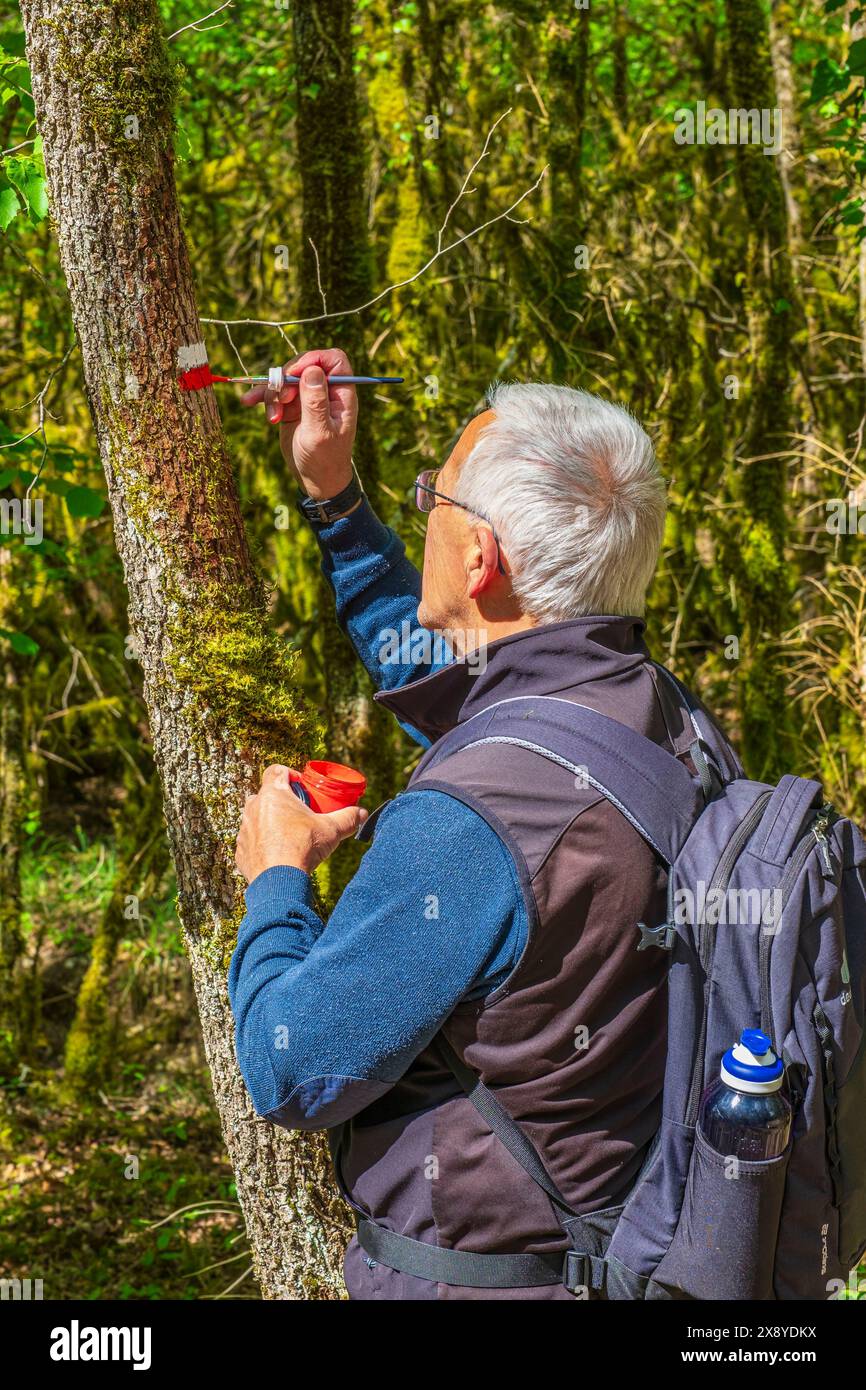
[563,1250,591,1295]
[564,1250,607,1296]
[636,921,676,951]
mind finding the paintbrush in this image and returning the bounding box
[179,365,404,392]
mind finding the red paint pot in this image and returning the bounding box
[289,760,366,813]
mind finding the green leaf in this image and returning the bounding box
[848,37,866,77]
[0,35,27,58]
[773,298,792,313]
[0,185,20,230]
[810,57,848,102]
[65,485,106,519]
[0,628,39,656]
[5,157,48,223]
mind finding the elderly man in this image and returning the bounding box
[229,348,735,1301]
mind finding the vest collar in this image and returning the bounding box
[374,615,650,745]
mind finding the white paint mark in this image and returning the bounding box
[176,341,208,370]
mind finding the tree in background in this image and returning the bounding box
[292,0,397,894]
[722,0,798,782]
[19,0,348,1297]
[0,543,26,1074]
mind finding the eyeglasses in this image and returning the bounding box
[414,468,506,576]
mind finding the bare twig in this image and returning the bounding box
[60,648,80,709]
[1,343,76,499]
[308,237,328,315]
[201,113,547,333]
[167,1,234,41]
[1,138,36,157]
[203,168,546,332]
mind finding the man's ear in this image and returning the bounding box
[466,526,500,599]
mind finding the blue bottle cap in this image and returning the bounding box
[720,1028,784,1092]
[741,1028,773,1055]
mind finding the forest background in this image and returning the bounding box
[1,0,866,1300]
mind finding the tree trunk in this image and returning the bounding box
[19,0,351,1298]
[768,0,820,456]
[0,546,25,1077]
[723,0,797,782]
[545,7,590,376]
[293,0,397,897]
[768,0,808,247]
[851,4,866,401]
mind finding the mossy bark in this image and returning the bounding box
[293,0,397,897]
[0,546,25,1077]
[20,0,351,1297]
[723,0,797,782]
[63,775,168,1097]
[545,8,590,378]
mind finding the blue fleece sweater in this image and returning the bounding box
[228,496,527,1129]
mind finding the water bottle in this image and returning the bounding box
[698,1028,792,1160]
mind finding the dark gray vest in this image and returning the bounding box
[335,617,736,1300]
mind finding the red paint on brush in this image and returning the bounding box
[177,364,232,391]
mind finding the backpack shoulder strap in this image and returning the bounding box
[652,663,744,782]
[413,694,706,866]
[437,1034,579,1217]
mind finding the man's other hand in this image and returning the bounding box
[234,764,368,883]
[241,348,357,501]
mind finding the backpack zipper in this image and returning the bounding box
[684,789,773,1127]
[758,802,836,1038]
[813,1000,843,1209]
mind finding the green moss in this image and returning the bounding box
[51,0,181,157]
[739,520,785,598]
[195,891,247,974]
[386,177,424,286]
[166,586,315,767]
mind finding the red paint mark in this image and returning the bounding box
[177,365,232,391]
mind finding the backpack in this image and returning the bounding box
[358,675,866,1299]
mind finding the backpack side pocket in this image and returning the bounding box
[651,1127,791,1300]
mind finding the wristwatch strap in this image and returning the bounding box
[296,466,364,524]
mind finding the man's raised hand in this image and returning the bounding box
[241,347,358,501]
[234,763,367,883]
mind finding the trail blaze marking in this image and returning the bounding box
[177,364,231,391]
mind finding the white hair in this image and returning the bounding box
[453,382,667,621]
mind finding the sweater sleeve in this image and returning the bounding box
[227,789,528,1131]
[305,495,453,746]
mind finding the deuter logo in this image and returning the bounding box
[49,1320,152,1372]
[0,1277,43,1299]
